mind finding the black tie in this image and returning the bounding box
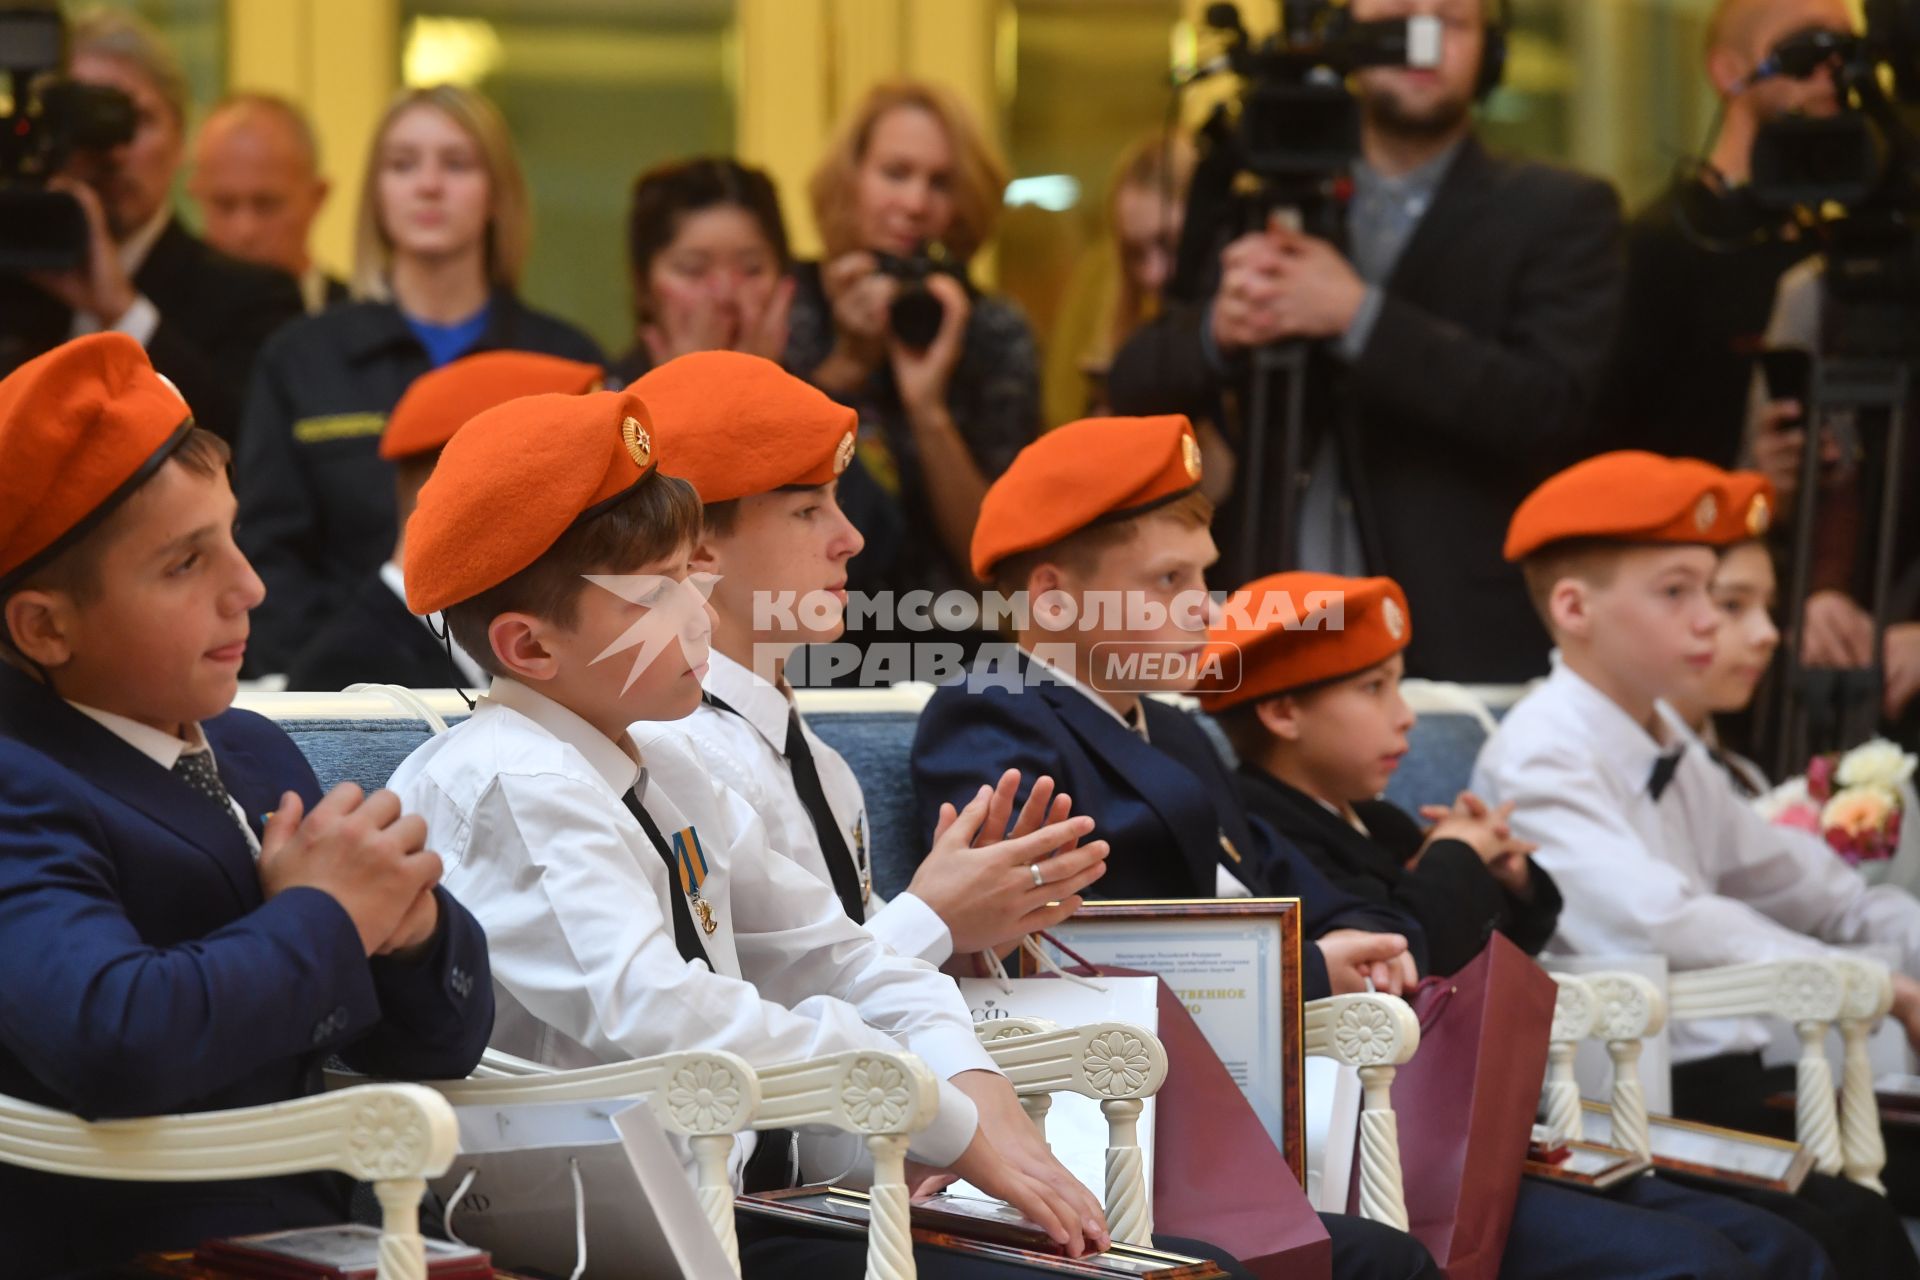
[623,788,713,968]
[172,750,247,835]
[1648,748,1685,802]
[782,708,868,924]
[706,691,866,924]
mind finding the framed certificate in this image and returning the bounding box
[1023,899,1305,1178]
[1578,1101,1813,1194]
[1524,1139,1652,1192]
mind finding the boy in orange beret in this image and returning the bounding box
[386,385,1123,1275]
[0,335,492,1272]
[1208,569,1839,1280]
[1473,451,1920,1274]
[1201,572,1555,979]
[914,413,1427,1003]
[638,350,1110,971]
[286,350,602,690]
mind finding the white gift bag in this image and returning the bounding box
[431,1098,736,1280]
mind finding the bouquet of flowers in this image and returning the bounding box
[1755,738,1916,866]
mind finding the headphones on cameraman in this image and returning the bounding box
[1476,0,1512,101]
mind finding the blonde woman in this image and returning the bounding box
[236,85,602,675]
[790,80,1038,599]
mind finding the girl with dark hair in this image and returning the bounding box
[613,157,796,384]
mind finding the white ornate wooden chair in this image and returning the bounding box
[1304,991,1422,1231]
[456,1045,935,1278]
[0,1082,456,1280]
[972,1017,1167,1246]
[1545,958,1894,1192]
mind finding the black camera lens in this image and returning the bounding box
[888,284,945,350]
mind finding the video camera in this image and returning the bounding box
[873,245,971,350]
[1171,0,1440,297]
[1,5,136,272]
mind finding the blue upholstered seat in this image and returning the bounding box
[1382,710,1494,815]
[278,717,442,795]
[807,709,925,899]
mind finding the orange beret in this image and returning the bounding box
[379,351,603,462]
[0,334,194,592]
[634,351,856,502]
[405,389,663,615]
[1196,572,1411,713]
[1721,470,1777,542]
[1504,451,1769,561]
[972,415,1203,580]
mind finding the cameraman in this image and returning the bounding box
[1108,0,1624,683]
[791,80,1038,599]
[1604,0,1854,468]
[0,10,302,445]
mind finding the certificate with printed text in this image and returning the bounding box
[1028,899,1304,1176]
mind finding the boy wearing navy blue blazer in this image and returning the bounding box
[0,334,493,1276]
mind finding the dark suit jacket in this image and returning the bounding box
[1234,766,1560,978]
[0,664,493,1275]
[0,218,304,446]
[286,573,468,693]
[1109,137,1625,683]
[909,652,1427,997]
[236,292,604,674]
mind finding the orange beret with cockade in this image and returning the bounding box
[379,351,604,462]
[971,414,1204,580]
[404,389,662,614]
[0,334,196,592]
[1504,451,1775,561]
[634,351,857,502]
[1196,572,1412,713]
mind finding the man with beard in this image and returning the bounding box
[1108,0,1623,683]
[0,10,304,446]
[1603,0,1854,468]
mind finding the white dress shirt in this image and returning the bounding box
[67,204,167,346]
[1472,655,1920,1062]
[378,562,489,689]
[672,650,954,966]
[66,700,260,855]
[388,676,991,1185]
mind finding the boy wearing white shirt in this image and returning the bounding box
[634,351,1114,968]
[388,383,1122,1275]
[1473,451,1920,1273]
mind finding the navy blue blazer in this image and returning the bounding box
[0,664,493,1276]
[908,653,1427,998]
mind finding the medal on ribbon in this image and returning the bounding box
[853,812,872,905]
[671,826,719,934]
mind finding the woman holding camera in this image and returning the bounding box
[791,80,1039,596]
[611,157,795,384]
[236,85,602,675]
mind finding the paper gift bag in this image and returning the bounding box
[1355,936,1557,1280]
[431,1097,735,1280]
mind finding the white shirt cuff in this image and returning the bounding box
[871,892,954,968]
[113,294,161,347]
[909,1078,981,1167]
[904,1023,999,1082]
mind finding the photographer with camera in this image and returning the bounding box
[790,80,1039,600]
[0,9,303,446]
[1109,0,1624,684]
[1603,0,1854,469]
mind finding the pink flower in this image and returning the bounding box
[1807,753,1837,803]
[1822,784,1901,864]
[1776,803,1822,834]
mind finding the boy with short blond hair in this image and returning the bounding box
[0,334,492,1273]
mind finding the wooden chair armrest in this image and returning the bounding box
[1304,993,1420,1068]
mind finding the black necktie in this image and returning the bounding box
[705,691,867,924]
[1648,748,1685,802]
[623,788,713,968]
[173,750,247,835]
[781,708,868,924]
